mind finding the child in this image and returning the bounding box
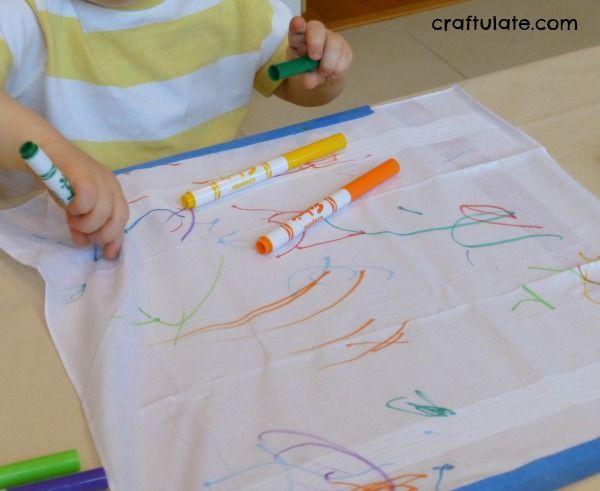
[0,0,353,259]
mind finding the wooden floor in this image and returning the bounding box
[304,0,466,30]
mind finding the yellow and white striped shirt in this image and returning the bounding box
[0,0,291,170]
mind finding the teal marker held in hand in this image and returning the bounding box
[19,141,74,206]
[268,55,320,81]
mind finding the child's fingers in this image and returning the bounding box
[103,237,124,261]
[69,228,90,247]
[67,194,112,235]
[288,16,307,56]
[67,178,99,216]
[304,20,327,60]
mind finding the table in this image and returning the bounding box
[1,45,598,489]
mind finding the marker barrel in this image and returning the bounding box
[5,467,107,491]
[256,158,400,255]
[19,142,74,205]
[0,450,80,489]
[268,56,319,81]
[181,133,346,209]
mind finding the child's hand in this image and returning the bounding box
[287,16,353,91]
[46,142,129,260]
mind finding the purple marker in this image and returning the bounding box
[5,468,107,491]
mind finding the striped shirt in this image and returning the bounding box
[0,0,291,170]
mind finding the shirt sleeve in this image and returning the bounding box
[253,0,292,97]
[0,0,46,100]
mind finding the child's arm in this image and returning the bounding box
[0,89,129,260]
[274,16,353,107]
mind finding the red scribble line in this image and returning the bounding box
[127,194,148,204]
[268,270,366,331]
[170,221,184,233]
[460,204,543,229]
[233,204,365,257]
[276,230,365,258]
[333,473,427,491]
[295,319,376,353]
[323,320,409,369]
[173,271,331,341]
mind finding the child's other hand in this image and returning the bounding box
[287,16,353,90]
[48,144,129,260]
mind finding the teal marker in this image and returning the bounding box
[19,141,74,205]
[268,55,320,81]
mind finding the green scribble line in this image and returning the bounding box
[386,390,455,417]
[134,254,225,344]
[511,284,556,312]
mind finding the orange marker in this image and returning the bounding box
[256,158,400,255]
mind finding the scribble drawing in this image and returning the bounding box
[66,283,87,303]
[134,254,224,344]
[296,320,408,369]
[171,270,332,343]
[433,464,455,491]
[287,256,394,292]
[386,390,455,418]
[268,270,366,331]
[236,203,562,257]
[528,252,600,306]
[125,206,198,242]
[397,206,423,215]
[511,285,556,312]
[203,428,427,491]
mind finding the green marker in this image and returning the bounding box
[19,141,75,205]
[268,55,320,81]
[0,449,80,488]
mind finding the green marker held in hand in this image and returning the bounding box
[19,141,75,206]
[268,55,320,81]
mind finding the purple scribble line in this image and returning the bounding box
[181,207,196,242]
[258,429,394,486]
[466,249,474,267]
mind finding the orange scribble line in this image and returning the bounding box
[577,252,600,304]
[333,472,428,491]
[295,319,376,354]
[269,270,366,331]
[174,271,330,341]
[127,194,148,204]
[323,320,409,369]
[579,252,600,263]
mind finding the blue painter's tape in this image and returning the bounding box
[455,435,600,491]
[115,105,374,175]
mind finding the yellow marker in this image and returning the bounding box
[181,133,347,209]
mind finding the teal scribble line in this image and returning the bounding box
[67,283,87,303]
[398,206,424,215]
[433,463,455,491]
[325,210,563,249]
[511,284,556,312]
[387,390,455,417]
[134,254,224,344]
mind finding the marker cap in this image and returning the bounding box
[256,236,273,255]
[268,56,319,81]
[343,158,400,201]
[19,141,39,160]
[282,133,347,171]
[181,191,196,209]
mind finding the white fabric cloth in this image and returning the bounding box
[1,86,599,490]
